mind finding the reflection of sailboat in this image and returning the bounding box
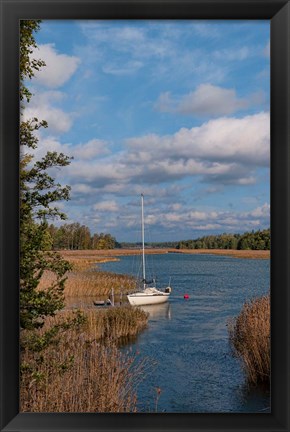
[127,194,172,306]
[139,302,172,319]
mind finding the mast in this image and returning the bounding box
[141,193,146,289]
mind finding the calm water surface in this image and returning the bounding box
[100,253,270,413]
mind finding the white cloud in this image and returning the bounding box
[73,139,110,159]
[93,200,119,212]
[155,84,264,117]
[73,184,96,194]
[89,201,270,235]
[146,203,270,232]
[28,136,68,163]
[24,105,72,134]
[43,112,269,192]
[30,136,110,169]
[22,90,73,134]
[38,112,267,202]
[31,44,80,88]
[126,112,270,168]
[24,96,269,237]
[248,203,270,218]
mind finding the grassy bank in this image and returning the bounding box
[228,294,270,386]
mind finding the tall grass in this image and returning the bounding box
[20,306,150,412]
[228,294,270,386]
[21,336,148,412]
[64,270,136,297]
[38,269,136,298]
[45,306,149,340]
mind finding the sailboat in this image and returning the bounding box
[127,194,172,306]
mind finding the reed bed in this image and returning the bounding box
[64,256,120,272]
[38,268,136,298]
[46,306,149,340]
[65,271,136,298]
[60,249,169,259]
[176,249,270,259]
[228,294,270,386]
[60,248,270,260]
[20,306,150,412]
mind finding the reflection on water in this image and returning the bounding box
[139,302,172,320]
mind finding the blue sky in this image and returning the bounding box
[24,20,270,242]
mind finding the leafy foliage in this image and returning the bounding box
[20,20,72,330]
[47,223,117,250]
[20,20,45,104]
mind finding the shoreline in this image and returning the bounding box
[60,248,270,262]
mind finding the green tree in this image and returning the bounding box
[20,20,72,330]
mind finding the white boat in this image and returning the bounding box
[127,194,171,306]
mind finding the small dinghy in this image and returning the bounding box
[93,299,112,307]
[94,288,115,307]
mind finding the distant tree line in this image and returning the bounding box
[46,225,270,251]
[47,223,119,250]
[175,228,270,251]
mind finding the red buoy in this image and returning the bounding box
[184,294,189,299]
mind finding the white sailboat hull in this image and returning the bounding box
[127,288,170,306]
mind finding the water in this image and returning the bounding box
[100,253,270,413]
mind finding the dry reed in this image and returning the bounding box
[60,248,270,260]
[20,306,150,412]
[228,294,270,386]
[45,306,149,340]
[38,268,136,298]
[65,271,136,297]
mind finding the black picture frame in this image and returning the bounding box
[0,0,289,431]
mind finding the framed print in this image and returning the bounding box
[0,0,289,431]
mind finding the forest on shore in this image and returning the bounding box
[47,223,118,250]
[47,223,270,251]
[175,228,270,250]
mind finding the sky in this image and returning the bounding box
[23,20,270,242]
